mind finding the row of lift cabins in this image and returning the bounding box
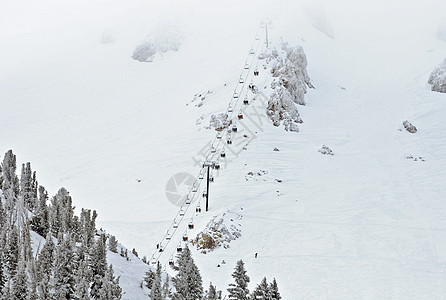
[155,51,261,268]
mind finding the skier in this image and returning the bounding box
[255,253,258,258]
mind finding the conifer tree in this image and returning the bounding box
[172,246,203,300]
[98,265,122,300]
[74,258,92,300]
[20,162,37,211]
[269,278,281,300]
[53,234,77,299]
[0,252,5,291]
[250,277,270,300]
[150,262,163,300]
[90,234,107,299]
[144,269,155,289]
[227,260,250,300]
[161,274,171,300]
[31,186,49,237]
[108,235,118,253]
[6,225,20,276]
[11,260,28,300]
[1,150,20,210]
[205,283,218,300]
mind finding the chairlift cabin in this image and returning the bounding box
[228,106,233,113]
[216,132,222,139]
[232,125,238,133]
[166,232,171,240]
[169,259,174,266]
[211,146,216,153]
[192,184,198,192]
[214,162,220,170]
[199,171,204,179]
[173,221,179,228]
[151,259,157,265]
[243,97,249,105]
[238,112,244,120]
[239,78,244,84]
[196,203,202,213]
[183,234,188,242]
[185,196,191,205]
[159,247,164,252]
[177,244,183,252]
[256,36,260,40]
[244,64,249,69]
[188,221,194,229]
[233,92,239,99]
[202,190,207,197]
[227,138,232,145]
[179,209,185,216]
[250,49,255,54]
[220,149,226,158]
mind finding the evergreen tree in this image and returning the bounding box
[11,260,28,300]
[20,162,37,211]
[6,225,20,276]
[98,265,122,300]
[172,246,203,300]
[150,262,162,300]
[205,283,218,300]
[53,234,77,299]
[90,234,107,299]
[74,258,91,300]
[31,186,49,237]
[0,281,11,300]
[1,150,20,211]
[250,277,270,300]
[144,269,155,289]
[132,248,138,257]
[161,274,171,300]
[227,260,250,300]
[108,235,118,253]
[269,278,281,300]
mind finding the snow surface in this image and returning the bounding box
[2,0,446,299]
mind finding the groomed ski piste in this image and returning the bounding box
[2,0,446,299]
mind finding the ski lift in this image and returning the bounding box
[233,92,239,99]
[239,77,244,84]
[243,97,249,105]
[159,247,164,252]
[196,203,202,213]
[216,131,222,139]
[228,106,233,113]
[185,196,191,205]
[211,146,216,153]
[214,162,220,170]
[199,170,204,179]
[173,221,179,228]
[232,125,238,133]
[192,184,198,192]
[169,259,174,266]
[250,49,255,54]
[202,189,207,197]
[179,208,185,216]
[183,231,189,241]
[177,243,183,252]
[256,35,260,40]
[166,232,171,240]
[220,149,226,158]
[227,138,232,145]
[244,64,249,69]
[188,221,194,229]
[238,111,244,119]
[151,259,157,265]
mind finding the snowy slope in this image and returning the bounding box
[2,0,446,299]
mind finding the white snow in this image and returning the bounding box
[2,0,446,299]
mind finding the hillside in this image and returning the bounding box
[2,0,446,299]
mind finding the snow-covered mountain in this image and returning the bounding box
[2,0,446,298]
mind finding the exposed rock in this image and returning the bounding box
[428,58,446,93]
[403,120,417,133]
[318,145,334,155]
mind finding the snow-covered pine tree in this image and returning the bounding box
[19,162,37,211]
[90,234,107,299]
[162,274,171,300]
[11,259,28,300]
[269,278,281,300]
[53,233,77,299]
[5,225,20,276]
[31,186,49,237]
[204,282,218,300]
[1,150,20,211]
[108,235,118,253]
[36,234,55,299]
[227,260,250,300]
[150,262,163,300]
[0,252,5,291]
[144,268,155,289]
[74,258,91,300]
[98,264,122,300]
[172,246,203,300]
[250,277,270,300]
